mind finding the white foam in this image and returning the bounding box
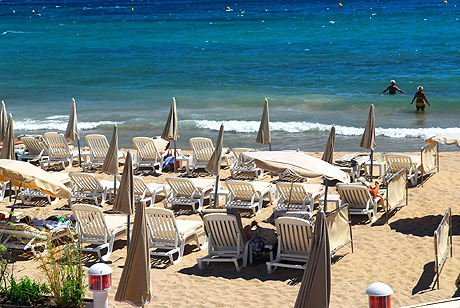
[1,31,28,35]
[15,119,121,131]
[192,120,460,139]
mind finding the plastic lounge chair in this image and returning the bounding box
[146,207,204,264]
[230,148,264,178]
[20,136,49,168]
[384,153,421,187]
[189,137,233,173]
[274,183,324,213]
[71,203,128,261]
[0,221,73,257]
[43,132,77,169]
[117,176,167,206]
[68,172,113,206]
[133,137,164,172]
[164,177,214,213]
[266,217,312,273]
[224,180,273,215]
[19,173,71,206]
[326,204,353,258]
[197,210,251,272]
[336,184,382,222]
[84,134,125,171]
[0,181,9,203]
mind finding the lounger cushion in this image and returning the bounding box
[176,220,203,237]
[105,215,130,233]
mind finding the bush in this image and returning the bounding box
[37,241,87,308]
[1,275,49,306]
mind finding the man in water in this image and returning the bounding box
[382,80,406,94]
[411,86,431,111]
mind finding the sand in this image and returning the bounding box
[1,150,460,308]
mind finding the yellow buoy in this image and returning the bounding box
[38,13,41,16]
[444,1,447,3]
[32,9,35,13]
[339,3,343,7]
[131,7,134,11]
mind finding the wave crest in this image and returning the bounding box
[15,119,121,131]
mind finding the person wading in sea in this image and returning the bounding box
[411,86,431,111]
[382,80,406,94]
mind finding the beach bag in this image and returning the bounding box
[164,149,182,170]
[256,227,278,245]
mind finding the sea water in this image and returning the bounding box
[1,0,459,151]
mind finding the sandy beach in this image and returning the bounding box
[1,150,460,308]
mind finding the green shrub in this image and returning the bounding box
[1,275,49,306]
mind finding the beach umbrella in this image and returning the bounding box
[360,104,376,180]
[256,98,271,151]
[102,125,119,200]
[294,210,331,308]
[240,151,349,206]
[64,98,82,167]
[0,159,71,222]
[321,125,335,164]
[0,101,7,142]
[161,97,179,172]
[0,113,14,160]
[206,123,224,208]
[113,150,134,249]
[114,201,152,307]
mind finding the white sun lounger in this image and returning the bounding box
[230,148,264,178]
[133,137,165,172]
[224,180,273,215]
[189,137,233,173]
[274,183,324,213]
[337,184,382,222]
[43,132,78,169]
[84,134,125,170]
[164,177,214,213]
[20,136,49,168]
[146,207,204,264]
[68,172,114,206]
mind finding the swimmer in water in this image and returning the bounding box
[410,86,431,111]
[382,80,406,94]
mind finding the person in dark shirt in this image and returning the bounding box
[382,80,406,94]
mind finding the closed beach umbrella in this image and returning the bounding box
[114,201,152,307]
[206,123,224,207]
[113,150,134,249]
[0,113,14,160]
[0,101,7,142]
[64,98,82,166]
[294,210,331,308]
[256,98,271,150]
[360,105,376,179]
[102,125,119,199]
[161,97,179,172]
[322,125,335,164]
[0,159,71,221]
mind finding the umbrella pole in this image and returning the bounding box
[370,150,374,181]
[173,140,177,173]
[287,181,294,211]
[213,174,220,208]
[127,214,130,251]
[7,182,22,223]
[9,181,12,202]
[268,142,272,151]
[113,174,117,201]
[77,140,82,167]
[323,180,329,211]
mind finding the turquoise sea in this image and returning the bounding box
[1,0,460,151]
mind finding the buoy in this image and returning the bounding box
[339,3,343,7]
[38,13,41,16]
[444,1,447,3]
[131,7,134,11]
[32,9,35,13]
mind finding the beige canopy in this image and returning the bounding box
[0,113,15,160]
[256,98,271,145]
[64,98,79,141]
[294,211,331,308]
[426,134,460,147]
[113,150,134,215]
[102,125,119,175]
[321,125,335,164]
[205,124,224,176]
[240,151,349,183]
[0,101,7,142]
[0,159,70,199]
[115,201,152,307]
[360,104,376,151]
[161,97,179,141]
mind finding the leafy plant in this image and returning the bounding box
[0,275,49,306]
[37,241,87,308]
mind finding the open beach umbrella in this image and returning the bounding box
[256,98,271,151]
[64,98,82,167]
[321,125,335,164]
[102,125,119,199]
[0,113,14,160]
[206,123,224,208]
[360,104,376,179]
[0,100,7,142]
[113,150,134,249]
[161,97,179,172]
[0,159,71,221]
[114,201,152,307]
[294,210,331,308]
[240,151,349,206]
